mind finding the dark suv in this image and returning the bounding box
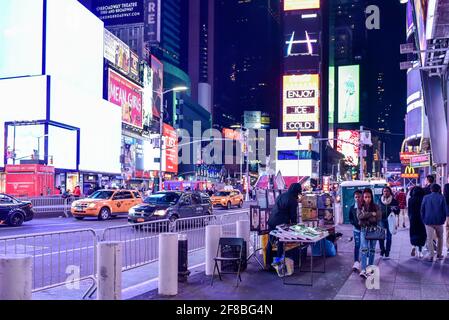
[0,194,35,227]
[128,191,213,224]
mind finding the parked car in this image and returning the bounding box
[71,189,143,221]
[128,191,212,224]
[0,193,34,227]
[210,190,243,209]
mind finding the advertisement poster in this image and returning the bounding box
[151,55,163,119]
[108,69,143,128]
[329,66,335,124]
[282,74,320,133]
[163,123,178,174]
[244,111,262,129]
[121,136,144,180]
[284,0,320,11]
[141,63,153,128]
[104,29,130,74]
[130,52,139,80]
[95,0,144,26]
[338,65,360,123]
[337,129,360,166]
[284,12,321,73]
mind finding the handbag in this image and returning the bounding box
[365,225,386,240]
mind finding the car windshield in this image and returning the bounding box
[88,190,114,199]
[0,194,18,204]
[214,191,230,196]
[144,193,180,205]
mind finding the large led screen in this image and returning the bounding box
[108,69,143,128]
[284,0,320,11]
[414,0,427,66]
[151,55,163,118]
[337,129,360,166]
[142,63,154,128]
[338,65,360,124]
[329,66,335,124]
[48,126,77,170]
[284,12,321,73]
[0,0,44,79]
[405,107,423,138]
[283,74,320,133]
[163,124,178,174]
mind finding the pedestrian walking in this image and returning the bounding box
[408,186,426,258]
[443,175,449,254]
[349,190,363,272]
[423,175,435,195]
[378,187,399,259]
[421,183,449,262]
[395,188,407,228]
[357,188,382,278]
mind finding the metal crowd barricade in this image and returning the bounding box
[17,196,75,217]
[0,228,97,297]
[173,214,219,252]
[101,219,170,271]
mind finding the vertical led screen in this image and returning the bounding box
[338,65,360,123]
[337,129,360,166]
[283,74,320,133]
[151,55,163,119]
[108,69,143,128]
[284,0,320,11]
[163,124,178,174]
[284,12,321,73]
[329,66,335,124]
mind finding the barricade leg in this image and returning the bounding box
[0,254,32,300]
[97,242,122,300]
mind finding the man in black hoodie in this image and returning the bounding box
[266,183,302,262]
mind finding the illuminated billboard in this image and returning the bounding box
[284,0,320,11]
[94,0,144,25]
[163,124,178,174]
[108,69,143,128]
[283,74,320,133]
[337,130,360,166]
[338,65,360,123]
[284,12,321,72]
[329,66,335,124]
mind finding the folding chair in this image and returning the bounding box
[211,237,245,287]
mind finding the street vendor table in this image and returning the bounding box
[277,233,328,286]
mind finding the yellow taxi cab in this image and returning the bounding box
[71,189,143,221]
[210,189,243,210]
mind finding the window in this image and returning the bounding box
[133,192,141,199]
[181,195,191,205]
[0,194,15,204]
[191,193,201,205]
[121,191,133,199]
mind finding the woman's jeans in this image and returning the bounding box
[378,219,392,255]
[353,228,361,262]
[360,229,377,271]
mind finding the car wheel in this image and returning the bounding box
[98,207,111,221]
[227,201,231,210]
[238,200,243,208]
[8,212,24,227]
[75,217,84,221]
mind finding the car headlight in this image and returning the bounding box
[154,209,167,216]
[71,202,78,208]
[129,208,136,215]
[88,203,97,209]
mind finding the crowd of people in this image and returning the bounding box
[349,174,449,279]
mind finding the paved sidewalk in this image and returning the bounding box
[335,224,449,300]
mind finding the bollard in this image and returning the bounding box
[178,234,190,282]
[236,220,250,259]
[205,225,222,276]
[0,254,32,300]
[159,233,179,296]
[97,241,122,300]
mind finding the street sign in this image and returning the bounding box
[410,153,431,168]
[400,43,415,54]
[400,61,415,70]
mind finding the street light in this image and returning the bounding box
[158,86,189,191]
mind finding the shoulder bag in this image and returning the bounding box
[365,225,386,240]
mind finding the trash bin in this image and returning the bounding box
[178,234,190,282]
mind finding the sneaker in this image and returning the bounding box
[383,253,390,260]
[403,223,406,228]
[437,255,444,260]
[411,247,416,257]
[418,252,424,259]
[359,270,368,279]
[424,255,434,262]
[352,261,360,272]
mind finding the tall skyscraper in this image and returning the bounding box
[214,0,281,129]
